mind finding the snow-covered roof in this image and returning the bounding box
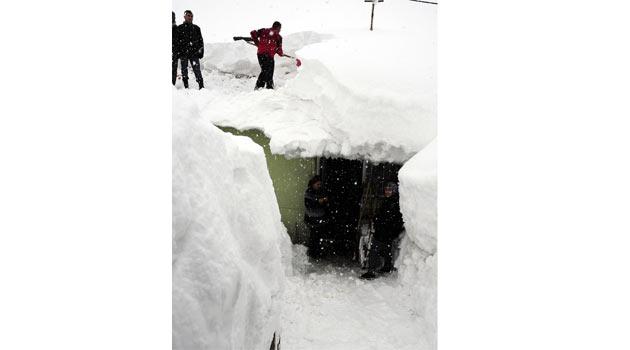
[175,0,436,163]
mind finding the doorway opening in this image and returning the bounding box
[314,158,402,264]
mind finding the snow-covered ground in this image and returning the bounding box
[281,245,431,350]
[175,0,436,163]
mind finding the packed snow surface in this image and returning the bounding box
[282,245,431,350]
[172,91,292,350]
[175,0,436,163]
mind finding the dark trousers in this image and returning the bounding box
[367,238,394,272]
[180,57,203,88]
[172,55,178,85]
[307,224,328,257]
[256,54,275,89]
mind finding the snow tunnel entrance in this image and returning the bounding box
[218,126,402,265]
[315,158,403,263]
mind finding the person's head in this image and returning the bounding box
[172,11,176,25]
[184,10,193,23]
[272,21,282,32]
[309,175,322,191]
[384,182,398,198]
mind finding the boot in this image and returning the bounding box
[378,265,396,273]
[378,255,395,273]
[183,79,189,89]
[198,80,204,89]
[360,271,377,280]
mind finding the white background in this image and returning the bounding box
[1,0,629,349]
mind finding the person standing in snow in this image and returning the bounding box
[250,21,284,90]
[178,10,204,89]
[172,12,179,86]
[361,182,404,279]
[304,175,330,258]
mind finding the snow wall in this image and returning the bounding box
[397,139,437,350]
[172,89,292,350]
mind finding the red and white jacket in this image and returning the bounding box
[250,27,283,57]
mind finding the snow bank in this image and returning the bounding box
[172,89,292,350]
[396,139,437,350]
[201,31,334,77]
[203,45,434,163]
[175,0,436,163]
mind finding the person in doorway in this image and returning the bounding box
[172,12,179,86]
[250,21,284,90]
[304,175,329,258]
[361,182,404,279]
[178,10,204,89]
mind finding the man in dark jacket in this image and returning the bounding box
[178,10,204,89]
[172,12,179,86]
[361,182,404,279]
[250,21,284,90]
[304,175,329,258]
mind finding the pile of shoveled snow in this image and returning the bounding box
[176,0,435,163]
[172,89,292,350]
[396,139,437,350]
[201,31,333,78]
[202,48,435,163]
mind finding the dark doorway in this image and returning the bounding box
[311,158,403,263]
[318,158,363,257]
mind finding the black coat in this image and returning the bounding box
[304,187,329,227]
[177,22,204,59]
[373,195,404,242]
[172,24,179,58]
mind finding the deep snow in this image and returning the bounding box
[173,1,437,348]
[397,139,438,349]
[175,0,436,163]
[172,92,292,350]
[173,73,436,349]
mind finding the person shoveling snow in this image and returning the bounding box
[251,21,283,90]
[234,21,302,90]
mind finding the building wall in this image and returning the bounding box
[220,127,317,243]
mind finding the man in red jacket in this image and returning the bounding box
[250,21,284,90]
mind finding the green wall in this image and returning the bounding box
[220,127,317,243]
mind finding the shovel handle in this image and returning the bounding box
[234,36,300,66]
[233,36,254,42]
